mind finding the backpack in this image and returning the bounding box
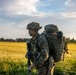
[42,24,64,62]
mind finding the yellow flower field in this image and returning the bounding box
[66,43,76,58]
[0,42,28,75]
[0,42,76,59]
[0,42,27,60]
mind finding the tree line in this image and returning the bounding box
[66,37,76,43]
[0,38,30,42]
[0,37,76,43]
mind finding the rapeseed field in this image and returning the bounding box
[0,42,76,75]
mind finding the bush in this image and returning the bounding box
[54,58,76,75]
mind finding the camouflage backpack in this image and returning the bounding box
[42,24,64,62]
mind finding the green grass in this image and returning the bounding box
[54,58,76,75]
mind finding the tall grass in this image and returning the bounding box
[0,42,36,75]
[0,42,76,75]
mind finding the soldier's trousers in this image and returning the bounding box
[37,65,55,75]
[37,65,48,75]
[37,57,55,75]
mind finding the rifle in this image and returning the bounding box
[27,42,32,75]
[27,42,41,74]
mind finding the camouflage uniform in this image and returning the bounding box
[29,34,49,75]
[26,22,54,75]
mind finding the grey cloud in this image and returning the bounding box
[0,13,76,39]
[0,0,14,8]
[0,0,76,39]
[0,0,39,16]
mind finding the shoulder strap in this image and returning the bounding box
[44,34,53,50]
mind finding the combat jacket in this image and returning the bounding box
[29,34,49,69]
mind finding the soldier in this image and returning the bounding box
[63,36,68,54]
[25,22,55,75]
[62,36,69,61]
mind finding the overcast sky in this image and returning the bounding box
[0,0,76,39]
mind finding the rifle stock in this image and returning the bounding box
[27,42,41,74]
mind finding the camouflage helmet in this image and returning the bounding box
[27,22,42,30]
[45,24,58,33]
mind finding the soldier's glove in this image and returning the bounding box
[28,66,32,71]
[31,63,35,69]
[28,63,35,71]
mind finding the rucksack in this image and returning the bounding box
[42,24,64,62]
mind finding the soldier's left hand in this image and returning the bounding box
[30,63,35,69]
[28,63,35,71]
[28,66,31,71]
